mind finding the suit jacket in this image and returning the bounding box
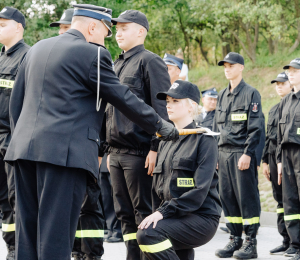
[4,29,162,178]
[195,110,215,130]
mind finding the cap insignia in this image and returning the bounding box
[0,8,7,13]
[170,83,179,90]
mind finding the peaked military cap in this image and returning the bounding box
[72,4,113,37]
[201,88,218,98]
[163,53,184,70]
[50,8,74,27]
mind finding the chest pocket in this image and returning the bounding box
[293,112,300,135]
[216,107,226,124]
[123,76,144,99]
[171,158,197,191]
[279,114,287,134]
[231,106,247,124]
[0,66,17,95]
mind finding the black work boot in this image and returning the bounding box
[270,244,289,254]
[285,246,298,257]
[6,245,15,260]
[215,235,243,258]
[233,236,258,259]
[72,252,84,260]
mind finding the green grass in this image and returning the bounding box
[188,50,300,212]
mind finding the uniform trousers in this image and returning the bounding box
[14,159,87,260]
[0,151,15,246]
[99,154,121,239]
[219,148,261,238]
[110,152,152,260]
[282,145,300,250]
[136,214,219,260]
[268,152,289,245]
[73,178,105,258]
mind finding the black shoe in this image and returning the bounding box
[104,230,112,240]
[270,244,289,254]
[6,245,15,260]
[290,251,300,260]
[72,252,84,260]
[106,236,124,243]
[233,236,258,259]
[215,235,243,258]
[220,227,230,233]
[285,247,298,257]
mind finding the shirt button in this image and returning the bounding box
[157,120,160,124]
[96,139,99,142]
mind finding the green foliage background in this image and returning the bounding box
[2,0,300,63]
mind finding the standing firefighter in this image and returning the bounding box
[277,59,300,260]
[262,72,293,256]
[106,10,171,260]
[0,6,30,260]
[214,52,262,259]
[49,8,74,35]
[4,4,178,260]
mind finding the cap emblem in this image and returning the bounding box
[0,8,7,13]
[61,12,66,20]
[213,88,216,91]
[170,83,179,90]
[120,10,127,16]
[278,73,286,78]
[164,54,167,59]
[225,54,230,59]
[291,59,300,64]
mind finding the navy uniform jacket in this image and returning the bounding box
[4,29,163,178]
[195,110,215,130]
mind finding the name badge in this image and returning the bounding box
[297,128,300,135]
[231,114,247,121]
[0,79,14,89]
[177,178,194,187]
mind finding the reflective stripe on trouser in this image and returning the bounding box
[0,152,15,246]
[73,180,105,258]
[219,150,260,238]
[268,152,289,244]
[136,214,219,260]
[282,145,300,250]
[110,153,152,260]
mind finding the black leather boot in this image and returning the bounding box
[215,235,243,258]
[72,252,84,260]
[233,236,258,259]
[6,245,15,260]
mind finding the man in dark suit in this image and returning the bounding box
[195,88,218,130]
[4,4,177,260]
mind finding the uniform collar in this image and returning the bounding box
[226,79,245,96]
[119,44,145,60]
[183,121,196,129]
[292,90,300,100]
[1,39,25,56]
[65,29,86,41]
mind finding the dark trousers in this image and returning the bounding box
[219,149,260,238]
[282,145,300,250]
[99,155,121,238]
[0,152,15,246]
[137,214,219,260]
[110,152,152,260]
[268,152,289,245]
[14,160,87,260]
[73,178,105,258]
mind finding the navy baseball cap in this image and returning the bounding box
[218,52,244,66]
[0,7,26,28]
[271,72,289,84]
[163,53,183,70]
[283,58,300,70]
[201,88,218,98]
[157,80,200,104]
[112,10,149,31]
[50,8,74,27]
[73,4,113,37]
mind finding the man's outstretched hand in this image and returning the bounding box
[157,119,179,141]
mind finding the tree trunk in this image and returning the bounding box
[195,36,210,65]
[268,37,275,55]
[289,0,300,54]
[176,9,190,68]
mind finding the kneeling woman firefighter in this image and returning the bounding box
[136,80,222,260]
